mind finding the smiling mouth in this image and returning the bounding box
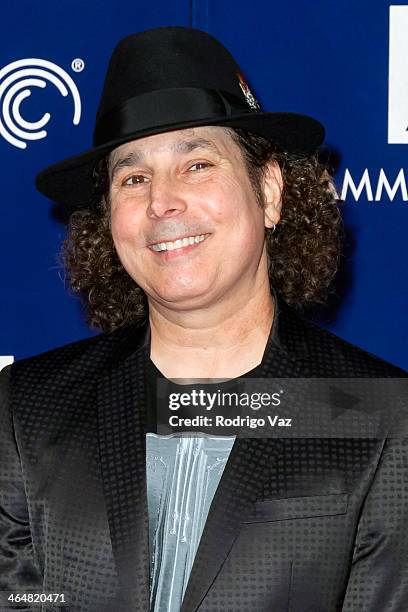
[148,233,210,252]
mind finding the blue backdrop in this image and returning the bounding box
[1,0,407,370]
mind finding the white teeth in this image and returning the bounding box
[150,234,208,252]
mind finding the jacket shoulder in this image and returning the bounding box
[297,312,407,377]
[8,321,148,388]
[277,299,406,377]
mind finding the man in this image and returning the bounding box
[1,26,407,612]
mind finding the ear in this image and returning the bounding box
[262,160,283,229]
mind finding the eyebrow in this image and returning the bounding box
[109,137,221,181]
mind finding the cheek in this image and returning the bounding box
[110,205,142,247]
[195,180,246,228]
[212,181,264,241]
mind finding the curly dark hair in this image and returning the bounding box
[60,127,343,332]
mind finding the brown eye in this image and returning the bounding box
[189,162,212,171]
[123,175,148,185]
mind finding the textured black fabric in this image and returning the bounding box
[0,292,407,611]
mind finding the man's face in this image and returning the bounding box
[108,126,281,311]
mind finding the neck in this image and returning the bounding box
[148,276,275,380]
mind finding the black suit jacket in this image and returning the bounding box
[1,293,407,612]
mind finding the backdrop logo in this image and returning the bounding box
[339,6,408,202]
[0,58,82,149]
[388,6,408,143]
[0,356,14,370]
[341,168,408,201]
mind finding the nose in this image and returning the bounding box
[147,174,188,219]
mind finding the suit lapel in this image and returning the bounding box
[97,321,151,611]
[180,434,283,612]
[181,293,311,611]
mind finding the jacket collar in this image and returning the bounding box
[105,284,310,369]
[97,288,310,610]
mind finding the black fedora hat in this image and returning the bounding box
[35,26,325,209]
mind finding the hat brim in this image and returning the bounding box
[35,111,324,209]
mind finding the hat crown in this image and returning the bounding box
[96,27,250,123]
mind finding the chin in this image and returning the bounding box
[151,284,214,307]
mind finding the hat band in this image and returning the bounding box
[93,87,252,147]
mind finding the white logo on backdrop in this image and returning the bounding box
[341,168,408,202]
[0,356,14,371]
[388,5,408,143]
[0,58,82,149]
[340,7,408,201]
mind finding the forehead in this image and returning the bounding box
[108,125,238,167]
